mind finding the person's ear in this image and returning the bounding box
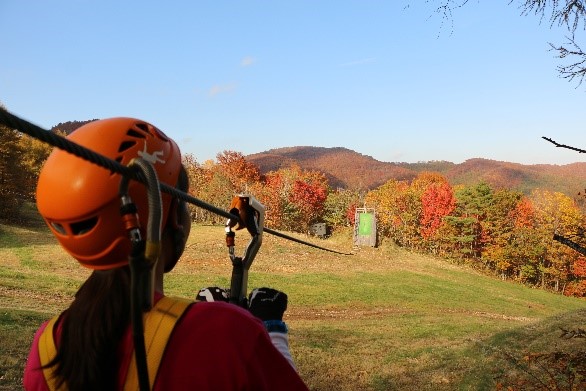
[164,198,189,273]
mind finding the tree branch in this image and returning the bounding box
[549,35,586,86]
[517,0,586,30]
[542,136,586,154]
[553,233,586,255]
[423,1,586,87]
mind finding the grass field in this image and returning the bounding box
[1,207,585,390]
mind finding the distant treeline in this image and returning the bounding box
[50,120,97,135]
[183,154,586,298]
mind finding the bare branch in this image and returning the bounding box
[549,35,586,85]
[417,1,586,88]
[553,233,586,255]
[542,136,586,153]
[516,0,586,31]
[410,0,472,36]
[558,0,586,31]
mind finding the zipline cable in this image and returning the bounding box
[264,227,351,255]
[0,110,233,219]
[0,110,352,256]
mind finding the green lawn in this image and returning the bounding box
[1,217,584,390]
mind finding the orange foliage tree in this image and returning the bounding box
[364,179,410,242]
[565,257,586,296]
[250,164,329,232]
[182,151,261,224]
[481,191,541,279]
[250,171,285,228]
[531,190,584,292]
[215,150,260,193]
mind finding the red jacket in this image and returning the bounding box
[24,299,308,390]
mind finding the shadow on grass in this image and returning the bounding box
[462,308,586,390]
[0,206,55,250]
[358,308,586,390]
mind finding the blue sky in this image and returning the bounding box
[1,1,584,166]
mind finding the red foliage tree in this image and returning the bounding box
[573,257,586,277]
[250,165,329,232]
[290,180,327,225]
[346,202,358,227]
[512,197,535,228]
[420,182,456,239]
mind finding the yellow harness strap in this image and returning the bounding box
[38,296,192,391]
[38,315,64,391]
[123,296,192,391]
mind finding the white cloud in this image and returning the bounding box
[209,83,238,96]
[241,56,256,67]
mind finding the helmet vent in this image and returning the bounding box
[118,141,136,153]
[134,123,150,134]
[50,222,67,235]
[71,216,98,236]
[127,129,147,139]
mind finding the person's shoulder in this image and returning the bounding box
[182,301,264,329]
[168,301,266,352]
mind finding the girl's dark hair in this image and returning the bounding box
[46,267,131,391]
[167,166,190,272]
[45,165,189,390]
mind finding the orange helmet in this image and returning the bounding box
[36,118,182,270]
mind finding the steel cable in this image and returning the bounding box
[0,110,352,255]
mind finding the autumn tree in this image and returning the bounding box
[479,190,543,279]
[51,120,96,135]
[250,164,329,232]
[180,151,263,224]
[0,105,60,219]
[365,172,453,249]
[0,121,27,220]
[290,179,328,227]
[420,181,456,251]
[183,155,329,232]
[324,188,362,229]
[215,150,260,193]
[566,256,586,296]
[364,179,410,242]
[284,166,328,232]
[530,189,584,291]
[250,171,286,228]
[17,131,66,199]
[182,153,210,222]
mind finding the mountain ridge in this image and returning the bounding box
[49,117,586,197]
[246,146,586,196]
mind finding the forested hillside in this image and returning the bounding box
[50,119,96,135]
[247,146,586,197]
[2,116,585,298]
[247,147,415,189]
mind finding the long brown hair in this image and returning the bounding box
[47,267,131,391]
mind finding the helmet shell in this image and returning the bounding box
[36,118,182,270]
